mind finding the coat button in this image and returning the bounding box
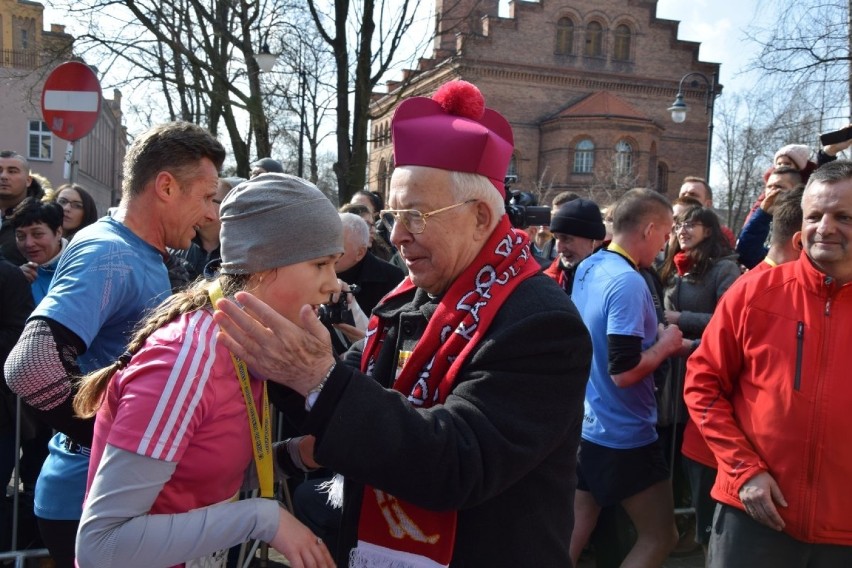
[402,323,414,336]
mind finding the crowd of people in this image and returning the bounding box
[0,78,850,568]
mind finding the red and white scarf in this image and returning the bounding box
[352,216,539,567]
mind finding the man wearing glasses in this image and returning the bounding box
[213,80,592,567]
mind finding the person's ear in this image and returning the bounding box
[793,231,803,251]
[153,171,179,201]
[472,200,493,239]
[355,245,368,262]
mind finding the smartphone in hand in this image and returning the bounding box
[820,126,852,146]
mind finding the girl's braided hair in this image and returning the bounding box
[73,274,251,418]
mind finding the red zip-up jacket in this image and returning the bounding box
[684,253,852,544]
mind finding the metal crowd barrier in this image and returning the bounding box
[3,398,297,568]
[3,396,50,566]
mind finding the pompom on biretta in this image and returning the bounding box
[432,80,485,121]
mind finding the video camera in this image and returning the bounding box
[317,285,360,327]
[504,176,551,228]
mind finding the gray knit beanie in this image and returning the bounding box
[219,173,343,274]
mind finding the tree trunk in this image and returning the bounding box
[329,0,353,202]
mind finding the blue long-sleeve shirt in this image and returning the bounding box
[736,207,771,269]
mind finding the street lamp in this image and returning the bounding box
[244,39,279,177]
[668,93,688,124]
[278,26,309,179]
[255,43,278,73]
[668,71,720,180]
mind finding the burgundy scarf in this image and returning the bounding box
[353,216,539,567]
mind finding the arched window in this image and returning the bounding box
[584,21,603,57]
[613,24,631,61]
[556,17,574,55]
[378,159,388,194]
[507,154,518,180]
[573,139,595,173]
[615,140,633,176]
[656,163,669,194]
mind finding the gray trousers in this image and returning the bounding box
[709,504,852,568]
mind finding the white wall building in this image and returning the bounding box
[0,0,126,214]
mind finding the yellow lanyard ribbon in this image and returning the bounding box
[607,241,639,270]
[208,281,273,499]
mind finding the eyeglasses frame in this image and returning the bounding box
[57,197,85,210]
[674,221,704,232]
[380,199,477,235]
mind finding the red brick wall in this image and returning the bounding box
[368,0,719,207]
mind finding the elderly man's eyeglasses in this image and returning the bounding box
[380,200,476,234]
[57,197,84,210]
[674,222,703,232]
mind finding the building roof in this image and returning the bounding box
[557,91,652,121]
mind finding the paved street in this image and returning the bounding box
[580,551,705,567]
[262,543,705,567]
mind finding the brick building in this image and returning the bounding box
[0,0,126,213]
[368,0,721,206]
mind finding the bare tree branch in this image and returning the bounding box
[749,0,851,122]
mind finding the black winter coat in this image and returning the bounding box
[305,273,591,567]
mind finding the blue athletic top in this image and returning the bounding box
[32,216,170,520]
[571,249,659,449]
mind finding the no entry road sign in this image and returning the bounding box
[41,61,102,141]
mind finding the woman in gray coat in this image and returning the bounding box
[659,205,741,553]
